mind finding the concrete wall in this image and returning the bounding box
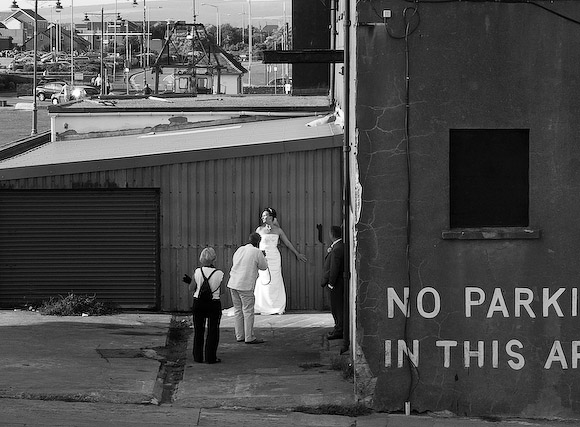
[217,74,240,95]
[49,111,253,141]
[352,0,580,419]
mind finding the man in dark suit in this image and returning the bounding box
[321,225,344,340]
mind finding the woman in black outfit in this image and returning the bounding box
[190,247,224,364]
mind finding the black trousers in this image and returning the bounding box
[330,285,344,335]
[192,298,222,363]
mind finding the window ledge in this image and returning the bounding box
[441,227,541,240]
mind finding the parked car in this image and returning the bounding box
[83,85,100,97]
[267,77,292,94]
[36,81,67,101]
[267,77,292,86]
[38,76,68,85]
[50,85,100,104]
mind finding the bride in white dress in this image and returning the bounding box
[254,207,307,315]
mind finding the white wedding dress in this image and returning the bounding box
[254,233,286,315]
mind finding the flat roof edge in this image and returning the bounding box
[48,105,334,114]
[0,135,343,182]
[0,131,51,161]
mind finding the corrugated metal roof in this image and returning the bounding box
[0,116,343,180]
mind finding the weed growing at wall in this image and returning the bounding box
[38,293,118,316]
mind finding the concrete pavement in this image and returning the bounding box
[0,310,577,426]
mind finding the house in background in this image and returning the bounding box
[195,46,247,95]
[151,22,247,95]
[261,24,279,37]
[1,8,47,47]
[22,25,90,53]
[0,22,13,50]
[1,9,89,53]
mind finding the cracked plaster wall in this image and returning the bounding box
[353,0,580,418]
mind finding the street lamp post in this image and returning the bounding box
[100,9,103,93]
[55,0,73,85]
[248,0,252,86]
[132,0,149,86]
[124,18,129,95]
[70,0,73,85]
[239,5,246,44]
[201,3,220,47]
[114,0,118,82]
[56,7,60,52]
[10,0,62,136]
[49,7,53,51]
[84,9,118,96]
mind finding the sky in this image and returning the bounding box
[4,0,291,28]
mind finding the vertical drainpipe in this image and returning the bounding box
[342,0,351,354]
[329,0,337,104]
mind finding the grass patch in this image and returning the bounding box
[169,316,192,329]
[0,106,52,143]
[294,403,372,417]
[38,293,118,316]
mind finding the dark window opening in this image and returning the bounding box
[449,129,529,228]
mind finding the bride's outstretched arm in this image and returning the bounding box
[279,229,307,262]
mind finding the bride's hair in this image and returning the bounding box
[263,207,277,218]
[262,207,280,227]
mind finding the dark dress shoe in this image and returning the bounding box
[207,358,222,364]
[327,332,343,340]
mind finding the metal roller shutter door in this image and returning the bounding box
[0,189,159,309]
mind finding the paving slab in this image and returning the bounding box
[0,311,170,404]
[175,312,353,409]
[0,399,199,427]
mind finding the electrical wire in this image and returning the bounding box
[528,1,580,25]
[382,4,422,406]
[401,0,580,26]
[403,6,421,404]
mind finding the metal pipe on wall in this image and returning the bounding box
[32,0,38,135]
[330,0,337,105]
[342,0,352,355]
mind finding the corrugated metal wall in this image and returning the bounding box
[0,146,342,311]
[0,189,159,308]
